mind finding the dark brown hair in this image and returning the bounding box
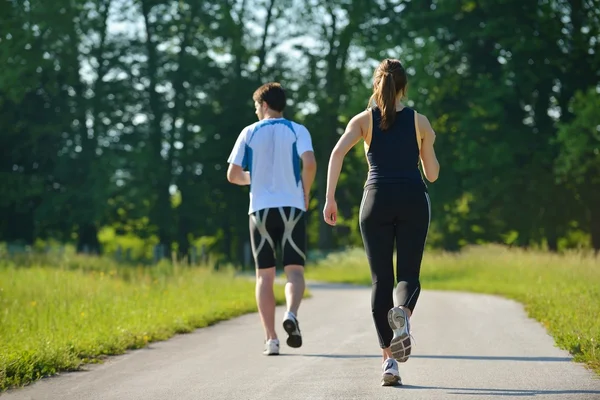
[368,59,407,130]
[252,82,286,112]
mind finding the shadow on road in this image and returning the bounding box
[410,355,573,362]
[279,353,380,358]
[280,354,573,362]
[305,282,368,290]
[400,385,600,397]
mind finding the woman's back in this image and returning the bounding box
[322,58,440,386]
[364,106,426,190]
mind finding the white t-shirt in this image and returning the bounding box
[227,118,314,215]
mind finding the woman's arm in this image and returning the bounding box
[417,113,440,182]
[326,113,366,200]
[323,111,367,225]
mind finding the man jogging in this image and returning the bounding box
[226,82,317,356]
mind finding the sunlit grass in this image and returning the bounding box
[306,244,600,374]
[0,256,288,391]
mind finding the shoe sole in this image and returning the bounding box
[263,351,279,356]
[282,318,302,348]
[381,373,402,386]
[388,307,411,363]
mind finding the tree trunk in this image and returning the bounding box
[317,151,334,250]
[223,219,233,263]
[141,0,171,256]
[313,8,359,251]
[72,0,111,258]
[177,207,190,261]
[590,196,600,253]
[7,203,35,245]
[547,234,558,252]
[77,223,100,254]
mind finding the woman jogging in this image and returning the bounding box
[322,58,440,386]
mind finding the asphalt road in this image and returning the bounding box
[3,282,600,400]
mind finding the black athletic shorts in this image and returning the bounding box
[249,206,307,269]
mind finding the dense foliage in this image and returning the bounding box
[2,0,599,264]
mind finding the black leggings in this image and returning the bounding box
[359,184,430,349]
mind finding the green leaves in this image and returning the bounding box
[2,0,600,255]
[555,88,600,186]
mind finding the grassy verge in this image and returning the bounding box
[0,256,291,391]
[306,244,600,374]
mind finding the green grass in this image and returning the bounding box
[306,244,600,374]
[0,256,291,391]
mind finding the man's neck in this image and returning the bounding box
[262,112,283,120]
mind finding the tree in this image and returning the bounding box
[555,88,600,251]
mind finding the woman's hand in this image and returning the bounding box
[323,199,338,226]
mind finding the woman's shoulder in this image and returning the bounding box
[344,109,373,138]
[352,109,373,126]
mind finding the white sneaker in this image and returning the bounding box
[263,339,280,356]
[388,307,413,362]
[282,311,302,348]
[381,358,402,386]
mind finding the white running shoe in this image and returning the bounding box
[263,339,280,356]
[381,358,402,386]
[388,307,413,362]
[282,311,302,348]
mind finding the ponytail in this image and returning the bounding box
[370,58,407,131]
[374,72,397,130]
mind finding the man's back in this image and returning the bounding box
[228,117,313,214]
[226,82,316,356]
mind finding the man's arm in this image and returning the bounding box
[300,151,317,209]
[296,125,317,210]
[227,164,251,186]
[226,128,250,186]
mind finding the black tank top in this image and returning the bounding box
[364,107,427,191]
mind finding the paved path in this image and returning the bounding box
[3,282,600,399]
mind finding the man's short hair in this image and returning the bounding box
[252,82,286,112]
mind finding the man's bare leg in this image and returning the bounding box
[283,264,305,316]
[256,266,277,341]
[282,264,305,348]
